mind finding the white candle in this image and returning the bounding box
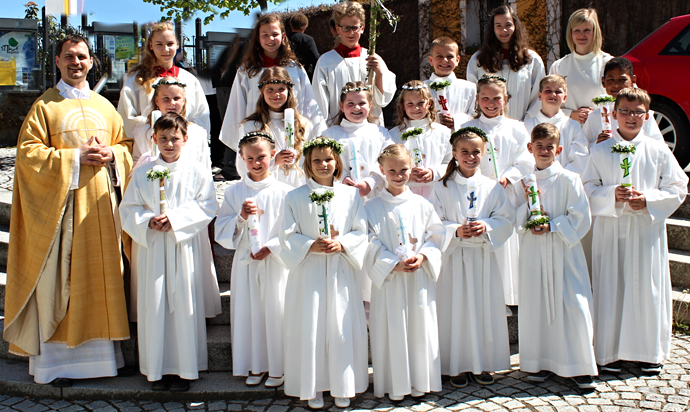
[600,103,613,137]
[284,108,295,148]
[437,88,449,115]
[150,110,163,156]
[246,197,262,254]
[349,140,360,182]
[524,174,543,220]
[466,177,479,222]
[620,153,633,187]
[395,211,414,260]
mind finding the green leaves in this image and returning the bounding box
[141,0,282,24]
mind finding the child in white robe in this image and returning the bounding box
[279,138,369,409]
[389,81,452,198]
[236,67,313,188]
[430,127,513,388]
[312,1,396,125]
[424,36,474,130]
[463,75,534,306]
[514,123,597,389]
[219,13,326,150]
[582,88,688,375]
[215,132,292,388]
[582,57,663,149]
[120,113,218,392]
[466,6,545,121]
[365,144,445,401]
[118,22,210,139]
[524,75,588,175]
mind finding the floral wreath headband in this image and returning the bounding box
[152,79,187,89]
[258,79,294,89]
[302,137,344,156]
[450,126,488,144]
[478,75,507,83]
[401,83,428,91]
[340,85,370,95]
[239,131,274,146]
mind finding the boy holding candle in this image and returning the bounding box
[514,123,597,388]
[582,88,688,375]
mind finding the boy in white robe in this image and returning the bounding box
[524,75,588,175]
[431,127,514,388]
[424,36,475,130]
[120,113,218,392]
[364,144,445,401]
[582,88,688,375]
[514,123,597,389]
[312,1,396,125]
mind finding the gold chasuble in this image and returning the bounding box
[4,88,133,356]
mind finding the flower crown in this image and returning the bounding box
[239,131,274,146]
[401,127,423,141]
[341,85,370,95]
[402,83,428,91]
[258,78,294,89]
[428,80,451,91]
[152,78,187,89]
[302,137,344,155]
[450,126,488,143]
[478,75,507,83]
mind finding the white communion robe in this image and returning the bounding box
[430,172,513,375]
[514,162,597,377]
[582,107,663,149]
[279,179,369,400]
[120,156,218,381]
[214,174,292,377]
[312,49,396,125]
[524,110,589,174]
[462,114,534,305]
[549,51,613,117]
[237,112,314,188]
[389,119,452,198]
[424,72,475,129]
[219,63,326,150]
[118,69,210,139]
[466,50,545,121]
[582,133,688,365]
[364,188,445,398]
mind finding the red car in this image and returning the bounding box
[623,14,690,168]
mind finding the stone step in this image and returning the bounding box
[0,189,11,227]
[0,224,7,269]
[207,282,230,326]
[0,268,5,311]
[212,243,233,284]
[667,217,690,253]
[670,250,690,291]
[672,193,690,219]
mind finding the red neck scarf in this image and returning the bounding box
[335,43,362,58]
[262,54,277,68]
[156,65,180,78]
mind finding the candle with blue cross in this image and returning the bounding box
[395,210,415,260]
[467,177,479,223]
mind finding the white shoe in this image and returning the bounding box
[308,393,324,410]
[265,376,284,387]
[388,394,404,401]
[334,397,351,408]
[245,372,266,386]
[410,388,425,397]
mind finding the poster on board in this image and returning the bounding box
[0,30,37,88]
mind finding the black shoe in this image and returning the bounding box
[50,378,72,388]
[571,375,596,389]
[526,371,552,382]
[639,362,662,374]
[169,376,190,392]
[471,372,494,385]
[599,361,622,373]
[151,375,171,391]
[117,365,136,377]
[450,373,469,388]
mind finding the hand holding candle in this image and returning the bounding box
[245,197,262,255]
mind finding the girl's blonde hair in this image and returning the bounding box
[302,141,344,180]
[441,127,487,187]
[474,76,510,119]
[242,66,307,163]
[566,8,604,55]
[238,131,276,155]
[129,22,178,93]
[239,13,299,78]
[332,81,377,126]
[150,76,187,122]
[377,144,412,166]
[395,80,437,130]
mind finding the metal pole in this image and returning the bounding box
[61,14,68,30]
[195,18,202,73]
[42,6,48,91]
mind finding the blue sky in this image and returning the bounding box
[5,0,336,35]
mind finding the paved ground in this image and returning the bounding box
[2,334,690,411]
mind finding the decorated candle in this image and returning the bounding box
[245,197,262,255]
[310,188,334,239]
[620,152,633,187]
[466,177,479,222]
[524,174,543,220]
[395,211,415,260]
[150,110,162,156]
[486,137,499,180]
[349,140,361,182]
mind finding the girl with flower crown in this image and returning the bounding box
[118,22,210,139]
[279,137,369,409]
[220,13,326,153]
[234,67,313,188]
[389,80,452,198]
[215,132,293,389]
[463,75,533,306]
